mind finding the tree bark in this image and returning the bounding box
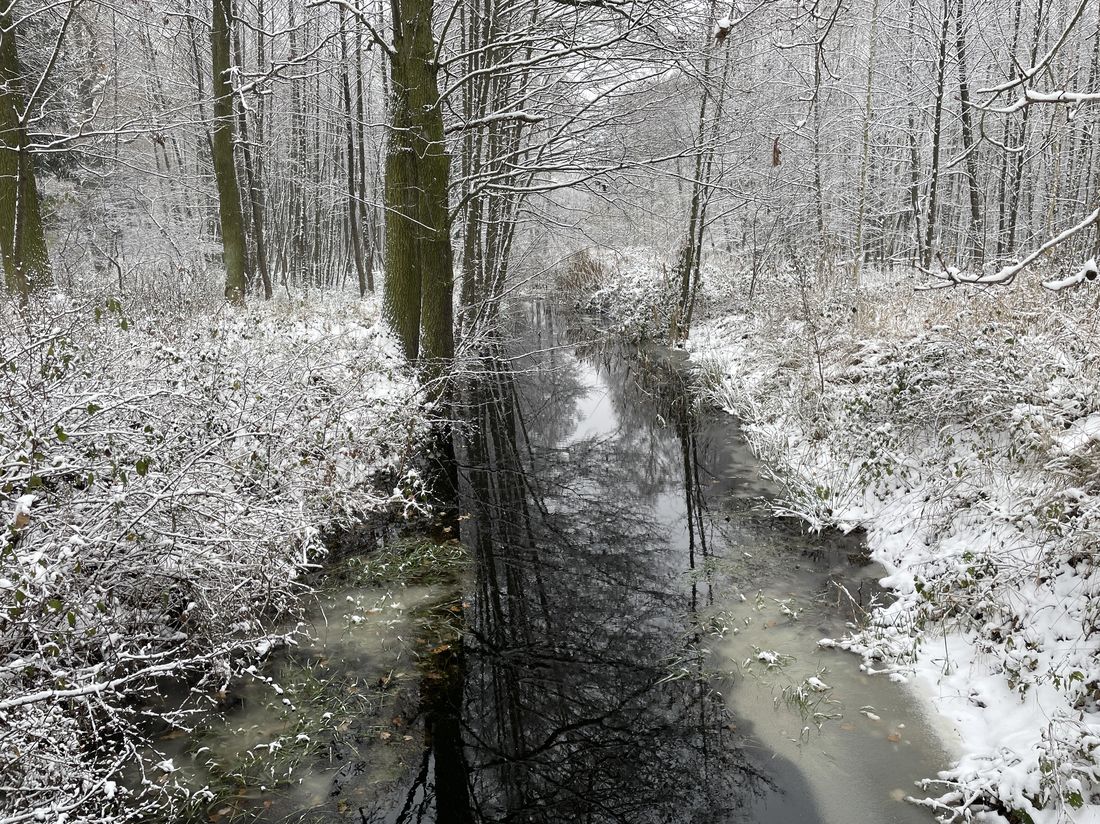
[954,0,984,266]
[233,9,272,299]
[385,0,454,369]
[339,9,368,297]
[211,0,249,304]
[0,11,51,297]
[852,0,881,286]
[923,0,951,268]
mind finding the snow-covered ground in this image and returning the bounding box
[0,290,429,823]
[579,256,1100,823]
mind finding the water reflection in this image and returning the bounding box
[384,303,775,823]
[135,301,943,824]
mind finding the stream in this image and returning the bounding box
[145,301,949,823]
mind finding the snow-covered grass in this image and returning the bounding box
[0,289,429,823]
[584,255,1100,823]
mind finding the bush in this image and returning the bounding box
[0,290,428,822]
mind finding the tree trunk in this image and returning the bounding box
[339,9,368,297]
[210,0,249,303]
[852,0,881,286]
[385,0,454,370]
[954,0,984,266]
[906,0,924,266]
[812,46,829,277]
[355,25,375,292]
[0,11,51,297]
[923,0,951,268]
[994,0,1025,258]
[1005,0,1046,256]
[233,10,272,299]
[674,2,729,340]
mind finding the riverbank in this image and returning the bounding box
[576,257,1100,823]
[0,291,430,823]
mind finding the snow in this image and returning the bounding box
[1055,412,1100,453]
[0,290,429,822]
[690,293,1100,821]
[584,255,1100,822]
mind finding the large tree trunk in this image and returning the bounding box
[210,0,249,304]
[384,0,454,370]
[0,11,51,297]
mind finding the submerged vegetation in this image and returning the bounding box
[137,535,469,821]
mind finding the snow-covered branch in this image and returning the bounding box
[923,208,1100,288]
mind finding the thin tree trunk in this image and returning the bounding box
[995,0,1025,258]
[853,0,881,286]
[906,0,924,266]
[954,0,984,266]
[1005,0,1046,255]
[812,45,828,277]
[355,24,374,292]
[339,9,368,297]
[675,2,727,340]
[233,10,272,299]
[923,0,951,268]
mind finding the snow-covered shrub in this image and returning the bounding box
[583,254,677,340]
[0,291,428,822]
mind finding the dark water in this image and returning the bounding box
[149,302,946,823]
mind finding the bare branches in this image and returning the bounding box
[976,0,1090,99]
[305,0,394,55]
[924,208,1100,287]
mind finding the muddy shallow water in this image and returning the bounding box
[143,302,948,823]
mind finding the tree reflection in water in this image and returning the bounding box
[387,302,774,824]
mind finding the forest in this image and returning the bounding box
[2,0,1100,821]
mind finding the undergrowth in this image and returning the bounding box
[0,290,430,823]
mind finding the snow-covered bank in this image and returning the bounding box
[0,292,429,822]
[580,259,1100,822]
